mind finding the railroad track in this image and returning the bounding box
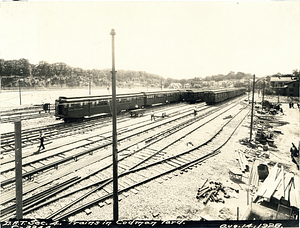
[0,105,55,124]
[0,102,211,187]
[0,96,248,221]
[0,103,191,155]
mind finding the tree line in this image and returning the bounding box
[1,58,168,88]
[2,58,297,89]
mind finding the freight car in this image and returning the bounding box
[55,90,183,121]
[204,88,246,104]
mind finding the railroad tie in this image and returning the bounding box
[98,202,105,208]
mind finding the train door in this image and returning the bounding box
[87,101,91,116]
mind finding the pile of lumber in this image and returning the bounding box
[255,165,299,208]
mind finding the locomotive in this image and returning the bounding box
[55,88,245,121]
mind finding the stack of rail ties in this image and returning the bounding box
[243,164,299,220]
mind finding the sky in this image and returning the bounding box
[1,1,300,79]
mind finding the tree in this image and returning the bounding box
[292,69,299,80]
[36,61,52,79]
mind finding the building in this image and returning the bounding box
[286,80,299,97]
[270,76,299,97]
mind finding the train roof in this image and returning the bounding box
[204,88,245,93]
[185,89,205,92]
[57,92,144,103]
[142,90,181,95]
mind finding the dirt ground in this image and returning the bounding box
[70,100,299,221]
[1,91,299,222]
[93,102,299,221]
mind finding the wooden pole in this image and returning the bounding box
[282,165,285,199]
[19,79,22,105]
[15,121,23,219]
[250,74,255,142]
[262,79,265,109]
[110,28,118,221]
[89,75,91,95]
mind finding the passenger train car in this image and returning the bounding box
[184,89,204,103]
[204,88,246,104]
[55,90,183,121]
[55,88,245,121]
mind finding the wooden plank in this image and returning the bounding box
[273,173,289,200]
[237,151,244,172]
[241,152,249,171]
[256,165,278,197]
[263,171,282,202]
[289,175,299,208]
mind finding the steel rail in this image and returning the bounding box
[54,106,249,221]
[0,103,190,153]
[1,103,207,185]
[129,101,242,170]
[0,176,81,218]
[1,99,246,220]
[0,97,246,220]
[45,102,249,220]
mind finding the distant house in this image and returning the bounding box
[285,80,299,97]
[270,77,294,88]
[193,83,202,88]
[270,76,299,97]
[168,83,182,89]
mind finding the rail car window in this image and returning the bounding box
[119,98,131,103]
[147,95,154,99]
[157,94,165,98]
[70,103,82,109]
[99,100,108,105]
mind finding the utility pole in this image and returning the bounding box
[19,79,22,105]
[248,80,250,103]
[110,28,118,221]
[89,74,92,95]
[249,74,255,142]
[262,79,265,108]
[15,120,23,219]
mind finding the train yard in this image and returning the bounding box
[0,89,299,223]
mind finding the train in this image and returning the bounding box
[55,88,246,121]
[204,88,246,104]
